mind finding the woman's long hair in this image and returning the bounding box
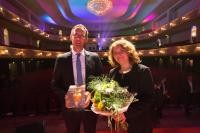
[108,39,141,67]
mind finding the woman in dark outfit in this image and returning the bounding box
[108,39,155,133]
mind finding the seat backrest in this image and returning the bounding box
[15,121,45,133]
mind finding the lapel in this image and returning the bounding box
[131,63,139,81]
[65,52,74,83]
[129,64,140,92]
[84,50,90,79]
[110,67,119,80]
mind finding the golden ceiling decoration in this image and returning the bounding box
[87,0,113,16]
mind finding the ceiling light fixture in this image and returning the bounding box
[87,0,113,16]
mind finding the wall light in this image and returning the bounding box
[191,25,197,43]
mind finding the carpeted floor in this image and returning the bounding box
[0,106,200,133]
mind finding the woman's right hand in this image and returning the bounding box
[112,113,126,123]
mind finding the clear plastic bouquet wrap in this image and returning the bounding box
[88,76,138,131]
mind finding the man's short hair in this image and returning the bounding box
[70,24,88,39]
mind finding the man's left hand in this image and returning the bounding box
[83,91,91,108]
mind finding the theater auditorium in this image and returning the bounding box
[0,0,200,133]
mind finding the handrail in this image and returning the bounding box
[1,43,200,58]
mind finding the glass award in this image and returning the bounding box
[65,85,86,109]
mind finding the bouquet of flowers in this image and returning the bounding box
[88,75,138,131]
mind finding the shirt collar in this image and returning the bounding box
[71,48,85,56]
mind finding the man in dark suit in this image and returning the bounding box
[154,77,170,118]
[182,74,197,116]
[51,24,103,133]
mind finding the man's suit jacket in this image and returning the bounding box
[51,50,102,109]
[182,77,196,95]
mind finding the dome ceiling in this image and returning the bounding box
[13,0,179,34]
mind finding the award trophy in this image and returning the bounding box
[65,85,86,109]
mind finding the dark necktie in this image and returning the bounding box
[76,53,83,85]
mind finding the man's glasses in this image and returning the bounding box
[73,34,86,38]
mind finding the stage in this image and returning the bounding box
[0,106,200,133]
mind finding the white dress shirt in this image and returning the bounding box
[71,49,86,85]
[188,80,194,93]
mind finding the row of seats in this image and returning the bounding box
[1,67,199,116]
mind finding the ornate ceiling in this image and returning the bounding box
[15,0,179,33]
